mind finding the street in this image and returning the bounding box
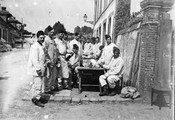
[0,43,173,120]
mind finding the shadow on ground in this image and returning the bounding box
[0,76,8,81]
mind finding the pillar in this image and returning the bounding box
[140,0,174,102]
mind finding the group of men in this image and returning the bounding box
[28,26,124,107]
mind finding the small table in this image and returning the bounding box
[77,67,104,93]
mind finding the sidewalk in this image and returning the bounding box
[22,88,142,103]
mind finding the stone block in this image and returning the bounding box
[107,97,117,102]
[54,96,63,102]
[81,97,90,103]
[49,96,55,101]
[63,96,71,103]
[89,97,98,102]
[98,96,108,102]
[72,97,81,103]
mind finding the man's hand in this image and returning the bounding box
[103,65,109,70]
[36,69,42,76]
[104,73,109,77]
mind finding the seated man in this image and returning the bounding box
[67,44,80,88]
[99,47,124,96]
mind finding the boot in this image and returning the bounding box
[108,86,117,96]
[32,98,45,107]
[99,85,108,96]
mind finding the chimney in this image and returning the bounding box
[2,7,6,11]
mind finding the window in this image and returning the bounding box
[3,29,7,41]
[108,17,111,35]
[103,22,106,45]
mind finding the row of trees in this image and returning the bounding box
[44,21,93,35]
[74,25,93,35]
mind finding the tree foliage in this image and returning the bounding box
[74,26,81,34]
[114,0,130,38]
[81,26,93,34]
[52,21,66,34]
[74,25,93,35]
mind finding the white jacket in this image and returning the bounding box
[98,43,117,65]
[28,42,45,76]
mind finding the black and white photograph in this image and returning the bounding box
[0,0,174,119]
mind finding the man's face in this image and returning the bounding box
[64,34,68,40]
[113,50,120,58]
[78,36,82,42]
[106,37,111,45]
[86,38,90,43]
[58,33,64,39]
[38,35,45,43]
[96,38,99,43]
[48,29,54,37]
[75,35,80,40]
[73,48,78,54]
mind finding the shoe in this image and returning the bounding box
[32,98,45,107]
[108,86,117,96]
[99,85,108,96]
[51,86,59,92]
[72,83,78,88]
[67,86,72,90]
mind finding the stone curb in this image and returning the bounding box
[22,96,142,103]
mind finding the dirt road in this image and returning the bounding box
[0,43,173,120]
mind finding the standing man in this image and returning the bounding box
[95,37,102,59]
[97,34,117,66]
[29,30,47,107]
[43,25,61,92]
[83,37,92,57]
[99,47,124,96]
[69,32,83,57]
[54,31,72,89]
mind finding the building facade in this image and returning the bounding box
[93,0,118,44]
[0,5,22,47]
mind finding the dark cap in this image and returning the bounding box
[105,34,111,40]
[47,25,53,32]
[37,30,44,38]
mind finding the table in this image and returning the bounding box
[77,67,104,93]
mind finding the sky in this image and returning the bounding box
[1,0,94,33]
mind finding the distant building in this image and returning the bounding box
[0,5,22,47]
[93,0,117,44]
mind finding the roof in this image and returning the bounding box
[0,11,12,17]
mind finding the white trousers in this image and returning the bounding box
[30,76,43,99]
[99,75,120,88]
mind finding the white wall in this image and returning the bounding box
[130,0,142,14]
[94,1,116,44]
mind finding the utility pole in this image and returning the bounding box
[21,18,26,49]
[21,18,23,49]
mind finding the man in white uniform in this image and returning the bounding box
[95,37,102,59]
[29,30,47,107]
[99,47,124,96]
[83,37,92,57]
[69,32,82,57]
[54,32,71,89]
[97,34,117,66]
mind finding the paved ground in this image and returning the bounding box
[0,43,173,120]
